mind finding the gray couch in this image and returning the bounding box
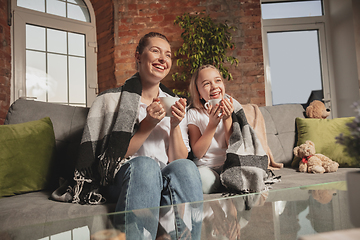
[0,99,356,236]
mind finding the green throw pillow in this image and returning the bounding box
[291,117,357,168]
[0,117,55,197]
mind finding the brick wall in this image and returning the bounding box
[112,0,265,105]
[0,0,10,125]
[90,0,116,92]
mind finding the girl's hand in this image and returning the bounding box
[220,97,234,120]
[145,98,166,126]
[207,103,222,128]
[170,98,187,129]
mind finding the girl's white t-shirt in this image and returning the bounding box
[130,88,190,168]
[187,108,227,168]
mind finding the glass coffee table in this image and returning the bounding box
[1,181,354,240]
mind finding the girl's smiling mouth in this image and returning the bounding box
[210,91,222,99]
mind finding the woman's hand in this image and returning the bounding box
[167,98,188,162]
[169,98,187,129]
[145,98,166,126]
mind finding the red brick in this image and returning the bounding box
[118,30,138,38]
[137,4,149,10]
[149,3,162,9]
[151,15,164,22]
[128,4,137,11]
[120,50,132,57]
[251,82,265,90]
[118,24,130,31]
[237,49,253,57]
[244,29,262,36]
[115,57,134,64]
[134,17,150,24]
[164,14,177,22]
[0,93,6,101]
[121,18,133,24]
[209,4,221,12]
[257,76,265,83]
[139,10,157,17]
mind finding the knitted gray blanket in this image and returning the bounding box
[219,98,273,194]
[53,73,175,204]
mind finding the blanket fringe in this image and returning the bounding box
[72,170,93,204]
[98,152,129,186]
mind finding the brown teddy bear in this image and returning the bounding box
[293,140,339,173]
[306,100,330,119]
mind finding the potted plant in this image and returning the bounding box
[172,12,239,96]
[336,101,360,227]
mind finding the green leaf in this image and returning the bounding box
[172,12,239,93]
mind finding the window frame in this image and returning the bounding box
[261,0,337,117]
[11,0,98,107]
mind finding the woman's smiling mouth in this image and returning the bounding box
[153,64,165,70]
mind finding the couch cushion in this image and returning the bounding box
[259,104,305,166]
[0,117,55,197]
[0,191,116,233]
[292,117,359,168]
[5,99,89,188]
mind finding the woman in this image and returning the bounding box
[69,32,203,239]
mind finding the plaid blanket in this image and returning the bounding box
[70,73,175,204]
[219,98,274,194]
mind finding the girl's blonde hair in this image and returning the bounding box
[189,64,224,110]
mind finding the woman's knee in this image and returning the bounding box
[164,159,201,183]
[128,156,159,171]
[120,156,162,183]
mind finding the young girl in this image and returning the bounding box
[187,64,234,194]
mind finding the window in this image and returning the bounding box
[12,0,97,107]
[261,0,323,19]
[261,0,333,117]
[266,30,323,105]
[17,0,90,22]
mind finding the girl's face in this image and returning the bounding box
[196,67,225,101]
[137,37,172,84]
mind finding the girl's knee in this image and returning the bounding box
[198,166,221,194]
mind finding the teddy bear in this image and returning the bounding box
[293,140,339,173]
[306,100,330,119]
[310,189,337,204]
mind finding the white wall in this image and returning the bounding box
[326,0,360,117]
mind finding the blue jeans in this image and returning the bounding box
[104,156,203,239]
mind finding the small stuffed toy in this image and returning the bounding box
[306,100,330,119]
[294,140,339,173]
[310,189,336,204]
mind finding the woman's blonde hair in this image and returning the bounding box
[188,64,224,110]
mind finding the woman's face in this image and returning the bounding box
[196,67,225,101]
[137,37,172,84]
